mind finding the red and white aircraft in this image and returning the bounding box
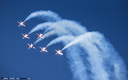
[18,21,25,27]
[39,47,48,52]
[22,34,30,39]
[36,33,44,38]
[55,49,63,55]
[27,43,35,49]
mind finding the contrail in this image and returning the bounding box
[25,10,127,80]
[24,10,62,22]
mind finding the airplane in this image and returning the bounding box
[22,34,30,39]
[18,21,25,27]
[36,33,44,38]
[55,49,63,55]
[27,43,35,49]
[39,47,48,52]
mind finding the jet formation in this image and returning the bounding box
[18,21,63,55]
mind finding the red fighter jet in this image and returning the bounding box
[22,34,30,39]
[27,43,35,49]
[39,47,48,52]
[18,21,25,27]
[55,49,63,55]
[36,33,44,38]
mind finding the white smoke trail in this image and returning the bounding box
[28,19,87,36]
[25,10,127,80]
[28,22,53,34]
[34,27,68,44]
[44,20,87,36]
[62,31,128,80]
[46,35,75,48]
[45,35,89,80]
[45,31,109,80]
[61,32,89,51]
[24,10,62,22]
[82,41,108,80]
[61,32,109,80]
[66,46,88,80]
[33,20,87,44]
[88,32,128,80]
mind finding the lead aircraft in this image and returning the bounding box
[18,21,25,27]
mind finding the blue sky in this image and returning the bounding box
[0,0,128,80]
